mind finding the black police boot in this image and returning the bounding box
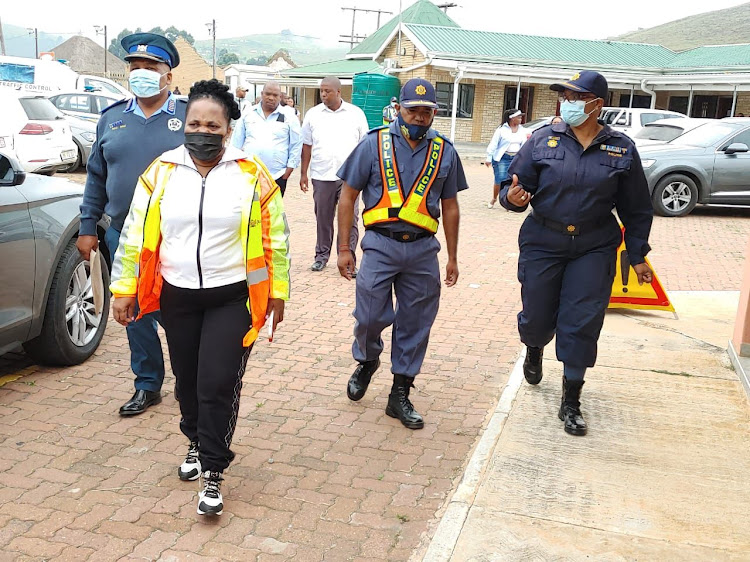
[558,376,587,436]
[347,359,380,401]
[523,346,544,385]
[385,374,424,430]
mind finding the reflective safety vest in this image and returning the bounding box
[363,128,445,233]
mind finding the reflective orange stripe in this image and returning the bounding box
[362,129,404,225]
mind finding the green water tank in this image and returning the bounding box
[351,72,402,130]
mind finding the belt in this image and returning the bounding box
[368,227,433,242]
[531,210,611,236]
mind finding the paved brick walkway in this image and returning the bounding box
[1,163,749,561]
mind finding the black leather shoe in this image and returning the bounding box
[311,261,325,272]
[385,374,424,429]
[558,377,587,436]
[119,390,162,416]
[523,346,544,385]
[347,360,380,401]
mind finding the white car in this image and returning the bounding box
[599,107,686,138]
[48,91,123,124]
[632,117,713,148]
[0,90,77,174]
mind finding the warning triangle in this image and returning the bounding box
[609,224,674,312]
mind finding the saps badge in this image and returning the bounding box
[547,136,560,148]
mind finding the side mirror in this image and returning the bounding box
[0,152,26,186]
[724,142,749,155]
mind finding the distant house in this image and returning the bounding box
[267,50,296,72]
[281,0,750,142]
[223,64,278,102]
[171,37,224,94]
[52,36,127,85]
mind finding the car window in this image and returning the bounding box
[0,156,12,182]
[85,78,123,96]
[722,128,750,150]
[95,96,116,113]
[18,97,64,120]
[641,113,664,126]
[634,124,683,142]
[602,110,629,127]
[67,95,91,112]
[672,123,743,147]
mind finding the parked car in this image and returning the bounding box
[639,118,750,217]
[633,117,713,148]
[59,116,96,173]
[0,89,77,174]
[0,150,110,364]
[48,91,122,124]
[524,116,557,133]
[599,107,686,138]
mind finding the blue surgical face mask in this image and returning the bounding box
[560,98,599,127]
[397,113,430,141]
[129,68,168,99]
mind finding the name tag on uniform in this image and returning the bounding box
[109,120,126,130]
[601,144,627,157]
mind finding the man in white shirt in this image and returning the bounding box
[231,81,302,196]
[300,76,369,272]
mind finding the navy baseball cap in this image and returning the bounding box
[550,70,608,99]
[122,32,180,69]
[399,78,438,109]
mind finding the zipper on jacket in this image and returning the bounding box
[196,177,206,288]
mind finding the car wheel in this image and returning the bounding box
[58,142,82,173]
[651,174,699,217]
[23,239,110,365]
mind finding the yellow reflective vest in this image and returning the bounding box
[110,153,291,347]
[362,128,445,233]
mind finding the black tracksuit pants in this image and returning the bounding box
[160,280,252,472]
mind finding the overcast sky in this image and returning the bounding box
[2,0,748,47]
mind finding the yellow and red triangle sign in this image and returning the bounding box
[609,225,674,312]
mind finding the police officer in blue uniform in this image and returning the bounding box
[77,32,187,416]
[336,78,468,429]
[500,71,653,436]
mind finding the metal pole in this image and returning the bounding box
[212,19,216,79]
[515,77,521,108]
[449,69,463,142]
[0,17,6,56]
[629,84,634,108]
[731,85,738,117]
[397,0,402,65]
[687,86,694,117]
[34,28,38,58]
[104,26,107,76]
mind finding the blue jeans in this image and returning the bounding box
[105,227,165,393]
[491,153,515,185]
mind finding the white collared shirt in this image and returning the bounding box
[301,100,369,181]
[158,145,249,289]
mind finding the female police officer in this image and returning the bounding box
[500,71,653,436]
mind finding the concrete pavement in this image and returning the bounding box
[420,291,750,561]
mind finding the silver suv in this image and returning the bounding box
[0,150,110,364]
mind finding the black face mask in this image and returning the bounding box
[184,132,224,162]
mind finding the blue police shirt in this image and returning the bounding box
[499,121,653,264]
[337,122,468,234]
[80,93,187,236]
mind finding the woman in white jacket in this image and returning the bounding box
[485,109,528,208]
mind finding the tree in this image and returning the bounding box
[246,55,268,66]
[108,26,195,61]
[216,49,239,66]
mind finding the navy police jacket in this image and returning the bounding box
[499,121,653,264]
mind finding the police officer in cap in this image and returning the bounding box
[500,70,653,436]
[336,78,468,429]
[77,32,186,416]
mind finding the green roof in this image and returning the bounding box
[348,0,459,58]
[668,44,750,68]
[405,24,676,69]
[281,59,381,77]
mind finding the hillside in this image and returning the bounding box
[194,30,348,67]
[612,2,750,51]
[1,22,68,58]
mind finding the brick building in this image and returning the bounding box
[170,37,224,94]
[281,0,750,143]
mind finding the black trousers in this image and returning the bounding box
[160,280,252,472]
[276,177,287,197]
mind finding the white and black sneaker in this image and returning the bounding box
[197,470,223,516]
[177,441,201,481]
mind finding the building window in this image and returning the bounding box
[436,83,475,118]
[619,94,651,109]
[504,86,534,120]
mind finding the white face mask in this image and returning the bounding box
[129,68,168,99]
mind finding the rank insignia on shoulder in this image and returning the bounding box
[547,136,559,148]
[109,120,125,130]
[168,98,176,113]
